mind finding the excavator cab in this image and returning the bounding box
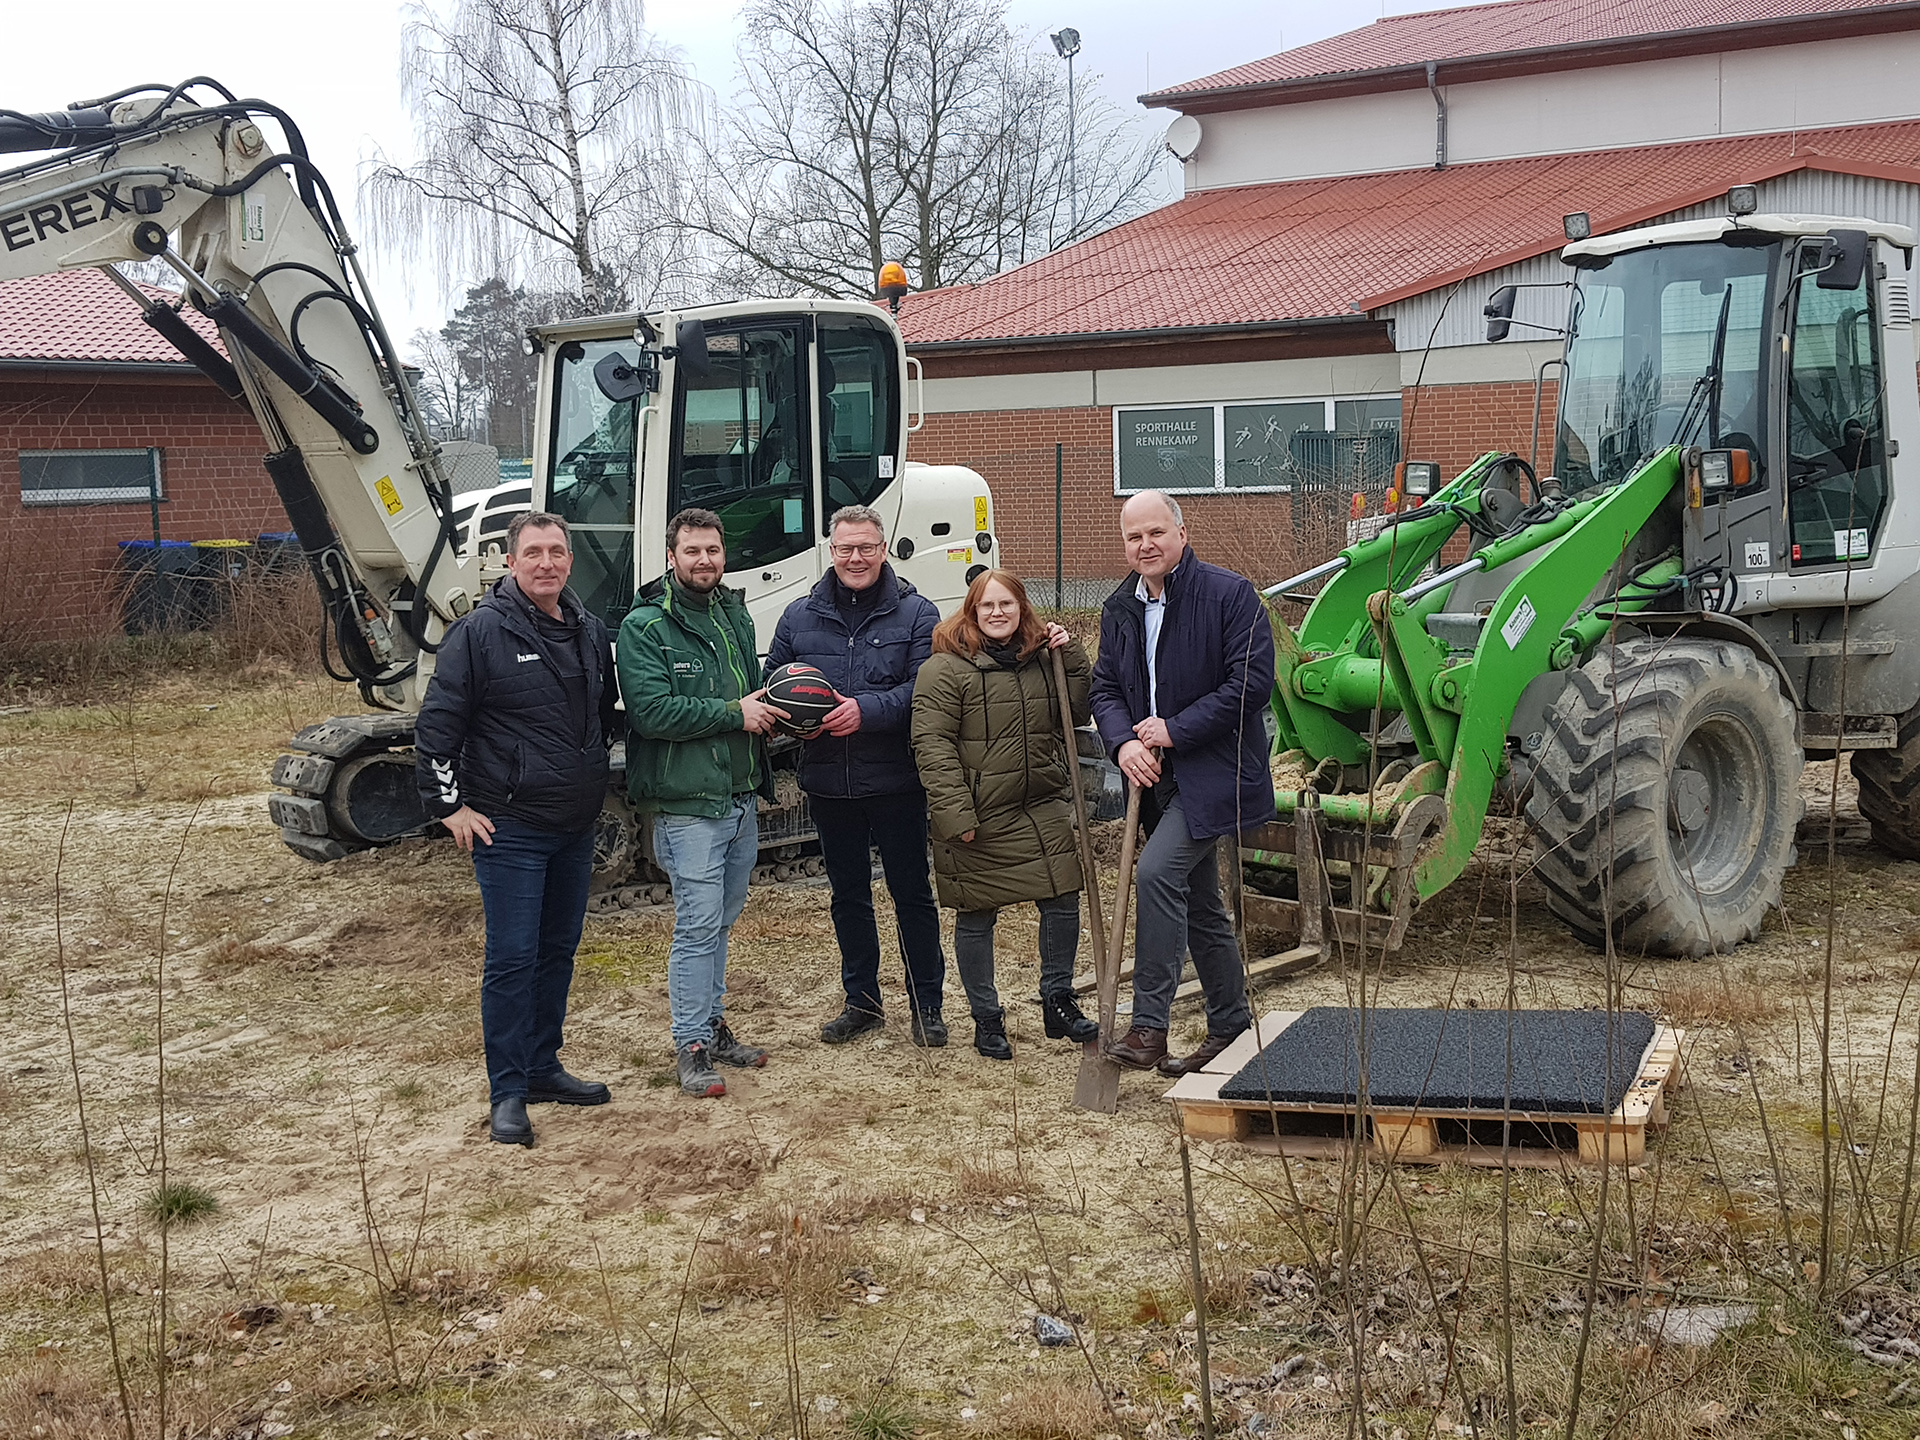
[529,300,954,641]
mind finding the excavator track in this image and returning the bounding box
[270,717,1126,913]
[267,715,833,908]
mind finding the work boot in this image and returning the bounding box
[1105,1025,1169,1071]
[820,1005,884,1044]
[489,1097,534,1147]
[525,1069,612,1105]
[1157,1026,1247,1078]
[711,1021,769,1069]
[676,1041,726,1098]
[1041,991,1099,1044]
[911,1009,949,1048]
[973,1015,1013,1061]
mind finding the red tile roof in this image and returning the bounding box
[1145,0,1920,105]
[897,121,1920,347]
[0,268,226,366]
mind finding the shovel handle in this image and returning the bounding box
[1051,645,1107,964]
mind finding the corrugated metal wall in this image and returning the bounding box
[1381,171,1920,352]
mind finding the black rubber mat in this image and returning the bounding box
[1217,1008,1658,1115]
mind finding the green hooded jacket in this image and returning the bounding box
[617,576,770,817]
[910,638,1092,912]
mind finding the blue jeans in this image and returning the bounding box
[471,817,597,1105]
[654,798,758,1047]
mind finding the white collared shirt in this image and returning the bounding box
[1136,565,1176,716]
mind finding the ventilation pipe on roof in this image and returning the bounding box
[1427,61,1448,171]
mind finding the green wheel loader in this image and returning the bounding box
[1248,207,1920,961]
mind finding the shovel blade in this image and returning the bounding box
[1072,1045,1121,1113]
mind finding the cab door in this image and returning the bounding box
[1786,240,1891,570]
[667,321,822,631]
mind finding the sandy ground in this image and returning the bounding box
[7,671,1920,1438]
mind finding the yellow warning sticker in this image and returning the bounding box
[973,496,989,531]
[376,476,402,515]
[949,547,974,563]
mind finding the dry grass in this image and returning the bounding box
[693,1206,867,1312]
[1658,969,1791,1027]
[995,1378,1113,1439]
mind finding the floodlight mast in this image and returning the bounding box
[1051,27,1081,234]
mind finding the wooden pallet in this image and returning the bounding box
[1166,1011,1685,1168]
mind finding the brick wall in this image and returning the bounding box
[909,377,1561,594]
[0,371,281,638]
[1401,378,1561,478]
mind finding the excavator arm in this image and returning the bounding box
[0,85,475,708]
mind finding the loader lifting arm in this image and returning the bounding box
[1249,447,1690,954]
[0,85,474,710]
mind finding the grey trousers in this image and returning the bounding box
[954,892,1080,1021]
[1129,790,1251,1037]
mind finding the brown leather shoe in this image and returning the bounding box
[1106,1025,1169,1070]
[1157,1027,1248,1077]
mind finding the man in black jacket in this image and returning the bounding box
[415,512,619,1147]
[1090,491,1275,1077]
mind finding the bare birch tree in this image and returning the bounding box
[694,0,1162,298]
[364,0,699,311]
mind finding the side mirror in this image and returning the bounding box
[592,350,648,403]
[673,318,711,378]
[1817,229,1870,291]
[1484,285,1518,342]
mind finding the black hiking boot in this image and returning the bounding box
[676,1041,726,1098]
[974,1015,1013,1061]
[711,1021,769,1069]
[1041,991,1099,1044]
[820,1005,884,1044]
[911,1009,949,1048]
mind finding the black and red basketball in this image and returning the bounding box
[765,662,839,738]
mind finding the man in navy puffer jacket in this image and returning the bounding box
[415,512,618,1148]
[767,504,949,1047]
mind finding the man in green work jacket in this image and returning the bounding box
[618,507,785,1099]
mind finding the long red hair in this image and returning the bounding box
[931,568,1047,661]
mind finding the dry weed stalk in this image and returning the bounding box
[52,798,136,1440]
[152,792,205,1437]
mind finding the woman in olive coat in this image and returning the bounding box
[910,569,1098,1059]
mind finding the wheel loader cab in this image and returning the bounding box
[1553,215,1920,610]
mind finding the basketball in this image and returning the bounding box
[765,662,840,738]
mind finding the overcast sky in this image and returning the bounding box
[3,0,1475,341]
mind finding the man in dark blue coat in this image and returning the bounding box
[415,512,618,1147]
[767,504,949,1046]
[1090,491,1275,1077]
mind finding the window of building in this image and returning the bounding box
[19,448,163,506]
[1115,396,1400,494]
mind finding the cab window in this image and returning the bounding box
[1788,245,1887,566]
[545,338,638,625]
[669,325,813,572]
[818,320,901,520]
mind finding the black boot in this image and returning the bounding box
[974,1015,1013,1061]
[1041,991,1099,1044]
[489,1097,534,1146]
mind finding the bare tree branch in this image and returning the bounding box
[692,0,1164,299]
[364,0,702,311]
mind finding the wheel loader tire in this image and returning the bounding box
[1851,704,1920,860]
[1526,637,1802,957]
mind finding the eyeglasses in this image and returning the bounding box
[977,601,1020,614]
[830,542,883,558]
